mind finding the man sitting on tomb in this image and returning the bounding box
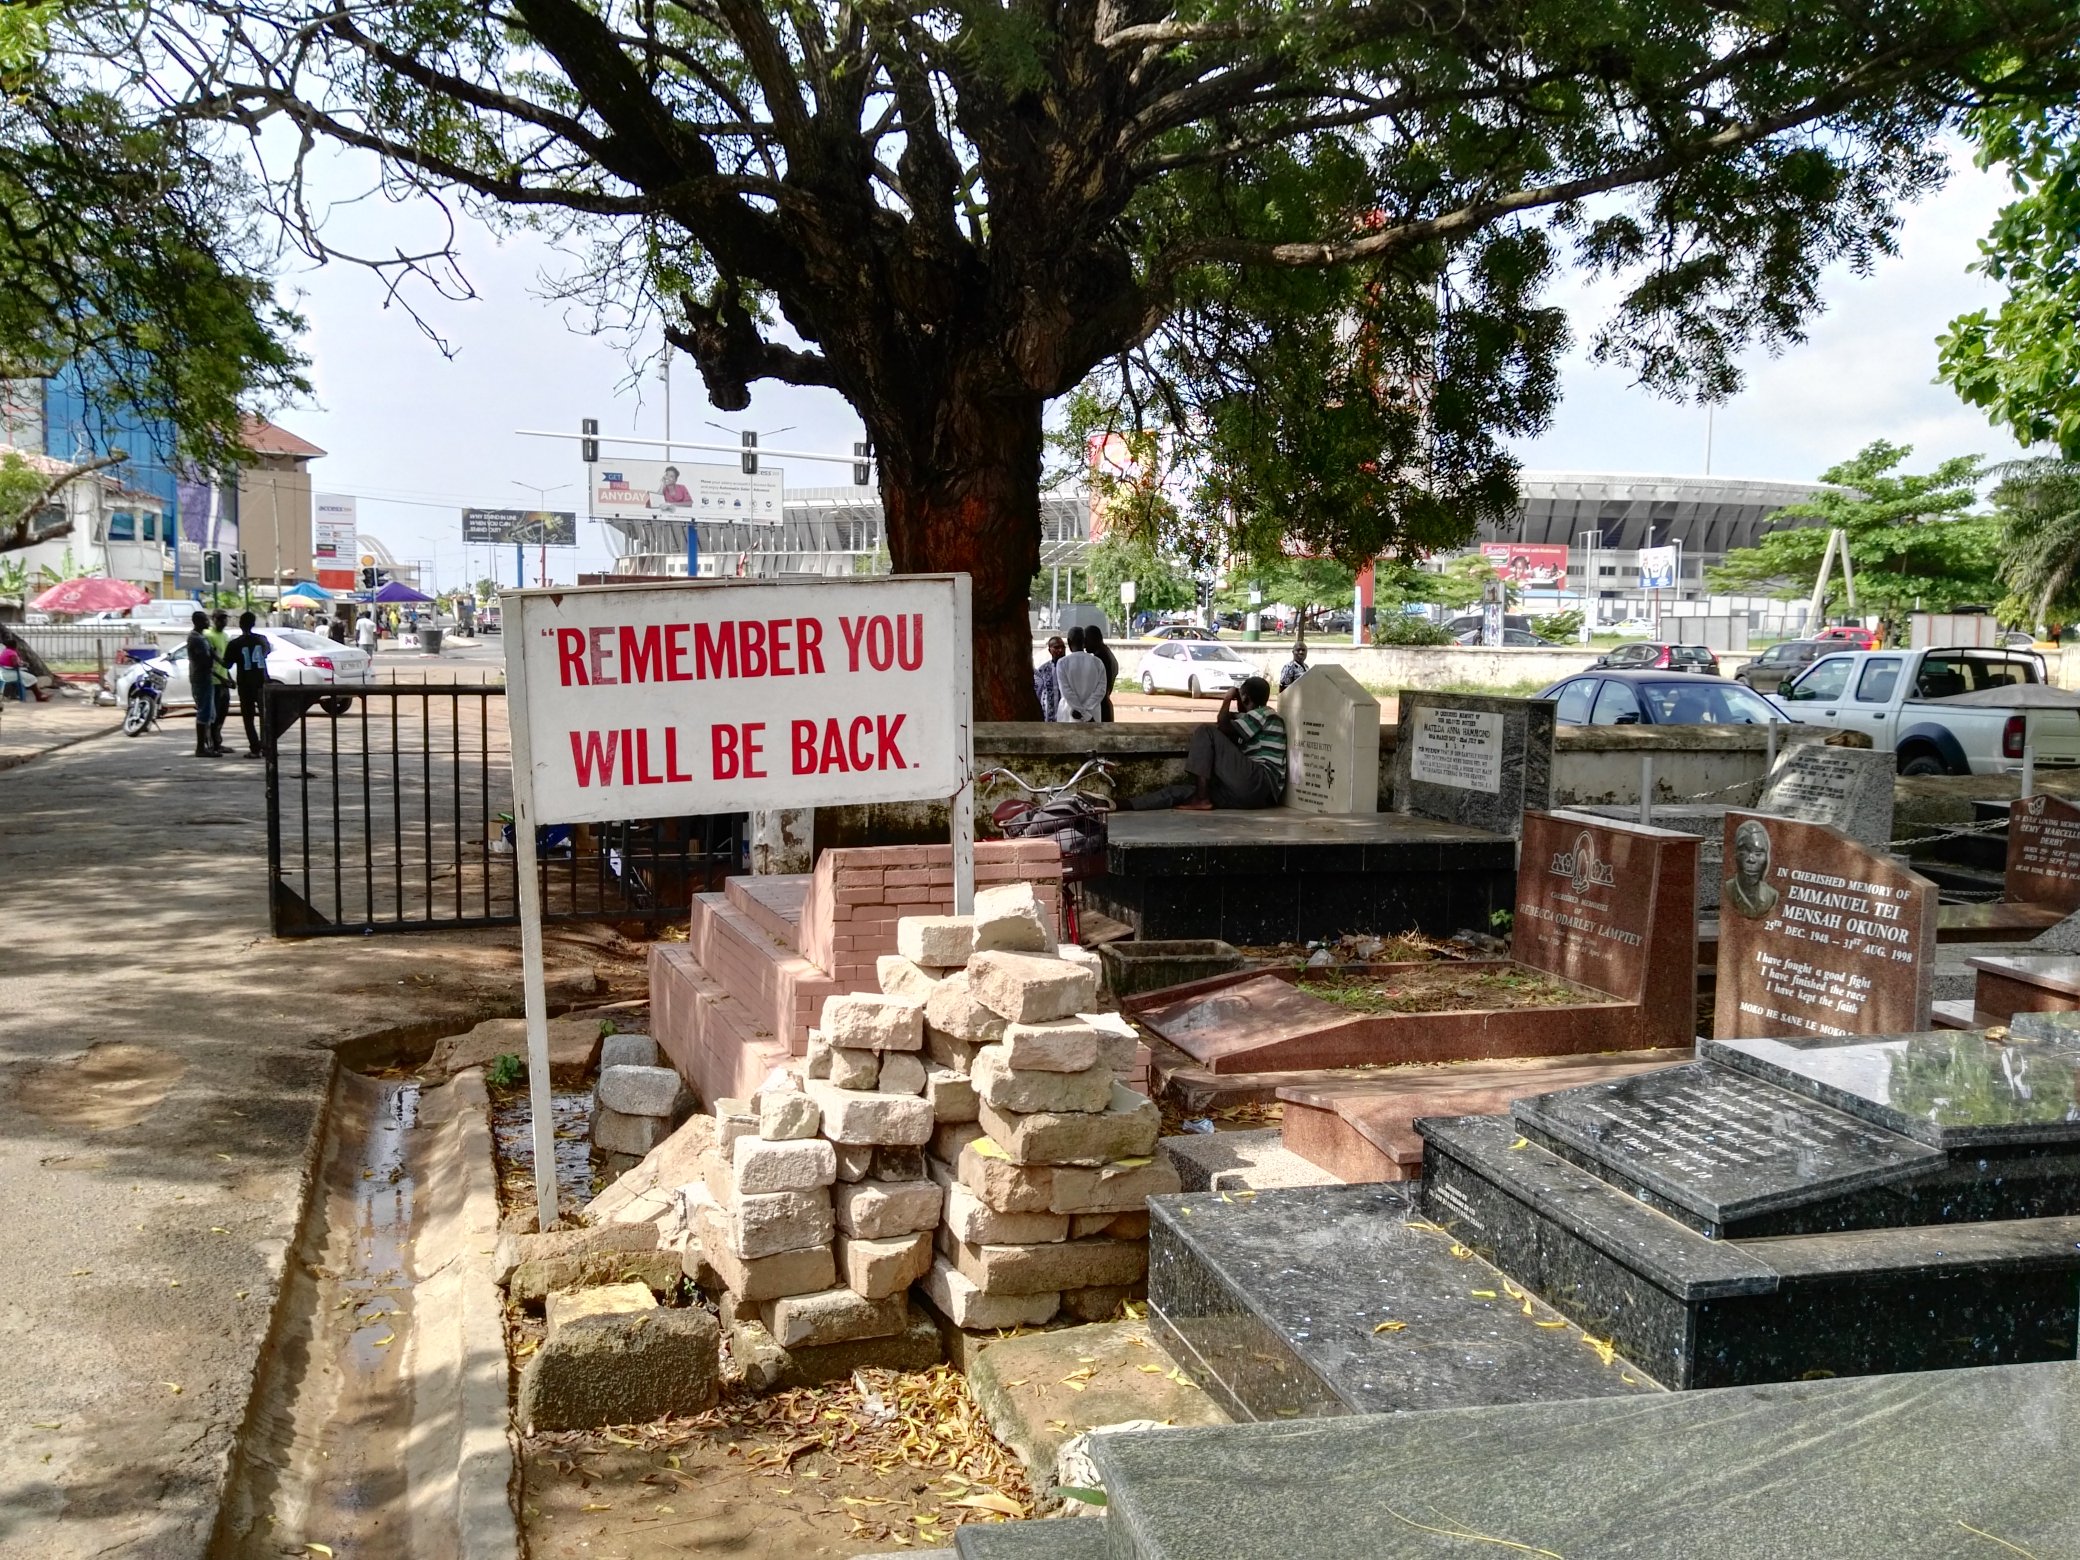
[1130,676,1288,810]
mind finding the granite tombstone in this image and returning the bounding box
[1755,743,1896,844]
[1391,691,1554,839]
[1713,811,1936,1040]
[2006,793,2080,911]
[1277,664,1379,814]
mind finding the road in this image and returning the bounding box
[0,718,600,1557]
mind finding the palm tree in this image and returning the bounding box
[1991,457,2080,630]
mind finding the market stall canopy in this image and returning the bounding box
[29,577,150,615]
[371,581,432,604]
[280,581,333,603]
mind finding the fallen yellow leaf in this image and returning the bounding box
[1470,1289,1497,1299]
[31,1422,59,1430]
[1372,1320,1408,1333]
[949,1490,1026,1518]
[1138,1363,1165,1373]
[1510,1137,1530,1150]
[581,1502,611,1512]
[209,1227,229,1235]
[1534,1320,1568,1329]
[163,1382,182,1395]
[306,1546,334,1558]
[371,1333,395,1348]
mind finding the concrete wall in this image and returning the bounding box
[810,719,1851,847]
[1099,639,1760,692]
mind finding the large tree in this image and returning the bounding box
[1706,441,2000,616]
[0,3,306,537]
[165,0,2080,714]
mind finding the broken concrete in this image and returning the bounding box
[518,1308,720,1431]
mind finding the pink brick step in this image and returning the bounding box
[800,840,1065,989]
[724,873,809,950]
[651,944,792,1107]
[691,890,840,1055]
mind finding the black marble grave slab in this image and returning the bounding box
[1089,811,1514,943]
[1704,1030,2080,1148]
[1145,1183,1661,1424]
[1420,1113,2080,1389]
[1511,1061,1944,1237]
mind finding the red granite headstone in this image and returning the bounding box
[1714,811,1936,1040]
[2005,794,2080,911]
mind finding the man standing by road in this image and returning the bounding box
[1034,635,1066,721]
[1054,627,1109,722]
[355,611,377,654]
[1278,640,1310,691]
[205,610,235,754]
[223,611,272,758]
[185,610,221,758]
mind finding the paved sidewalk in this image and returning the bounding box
[0,696,122,772]
[0,725,619,1557]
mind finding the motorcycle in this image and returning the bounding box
[122,660,170,737]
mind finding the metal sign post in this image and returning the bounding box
[502,575,974,1229]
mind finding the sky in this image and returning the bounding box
[270,147,2027,591]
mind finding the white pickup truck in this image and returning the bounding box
[1776,647,2080,776]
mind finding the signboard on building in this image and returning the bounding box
[462,507,577,546]
[314,493,358,589]
[1477,542,1568,588]
[1637,545,1680,591]
[589,460,781,525]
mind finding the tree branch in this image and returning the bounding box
[0,452,127,552]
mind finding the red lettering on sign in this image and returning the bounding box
[665,623,691,681]
[696,622,737,680]
[570,728,618,786]
[895,613,923,670]
[633,728,663,784]
[877,712,908,768]
[557,628,588,687]
[849,714,874,770]
[712,723,740,779]
[818,718,849,773]
[767,618,793,676]
[588,626,618,686]
[619,725,635,785]
[740,619,768,678]
[743,722,766,778]
[792,720,818,774]
[665,727,693,782]
[619,625,663,684]
[797,617,826,674]
[840,614,868,671]
[865,615,893,670]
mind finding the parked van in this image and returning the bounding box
[80,598,206,627]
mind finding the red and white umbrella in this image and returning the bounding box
[28,577,152,616]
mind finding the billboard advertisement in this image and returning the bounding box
[1477,542,1568,588]
[1637,545,1680,591]
[463,507,578,546]
[504,576,967,825]
[313,493,358,589]
[591,459,782,524]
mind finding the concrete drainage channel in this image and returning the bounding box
[211,1061,518,1559]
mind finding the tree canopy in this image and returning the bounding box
[1078,531,1196,619]
[0,3,306,493]
[1705,441,2000,616]
[1985,456,2080,625]
[132,0,2080,713]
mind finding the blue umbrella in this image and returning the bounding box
[280,581,333,603]
[372,580,433,604]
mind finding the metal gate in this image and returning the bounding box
[264,684,740,936]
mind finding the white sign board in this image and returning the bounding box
[507,577,969,825]
[1408,707,1504,794]
[313,494,357,563]
[1120,580,1137,605]
[503,575,974,1230]
[592,458,783,524]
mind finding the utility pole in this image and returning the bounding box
[512,480,570,588]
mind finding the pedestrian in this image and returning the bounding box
[1055,627,1108,723]
[356,611,377,654]
[1278,640,1310,691]
[1084,624,1119,722]
[1034,635,1067,721]
[205,609,235,754]
[185,610,222,757]
[329,613,347,645]
[407,606,420,634]
[1128,677,1287,811]
[223,610,272,758]
[0,632,35,703]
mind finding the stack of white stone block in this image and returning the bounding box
[592,1033,694,1164]
[873,883,1177,1332]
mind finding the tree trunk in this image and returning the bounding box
[875,390,1046,722]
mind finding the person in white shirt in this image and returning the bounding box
[355,612,378,652]
[1053,627,1109,722]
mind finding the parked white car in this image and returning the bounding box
[1136,640,1256,698]
[114,627,374,712]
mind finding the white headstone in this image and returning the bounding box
[1278,664,1380,814]
[1756,743,1895,847]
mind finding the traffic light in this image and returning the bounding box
[361,566,378,591]
[229,552,245,588]
[580,416,599,464]
[740,430,758,476]
[202,549,222,585]
[853,441,872,486]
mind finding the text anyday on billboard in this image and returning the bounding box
[507,578,967,826]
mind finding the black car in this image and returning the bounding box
[1537,669,1788,726]
[1454,627,1557,647]
[1735,639,1828,693]
[1592,641,1721,675]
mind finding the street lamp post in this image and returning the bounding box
[512,480,571,587]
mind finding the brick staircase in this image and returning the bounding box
[653,839,1065,1109]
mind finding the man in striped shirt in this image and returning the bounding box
[1131,675,1287,810]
